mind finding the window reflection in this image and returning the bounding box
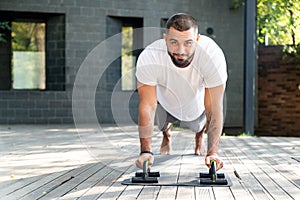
[121,26,136,91]
[11,22,45,89]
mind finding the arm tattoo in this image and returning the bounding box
[206,114,221,155]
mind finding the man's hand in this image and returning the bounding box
[136,81,157,169]
[205,154,223,171]
[135,153,154,169]
[205,84,225,171]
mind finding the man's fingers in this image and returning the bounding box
[205,154,223,171]
[205,156,211,168]
[148,157,154,166]
[135,159,142,169]
[216,161,223,171]
[135,153,154,169]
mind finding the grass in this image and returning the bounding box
[237,132,253,137]
[222,132,253,137]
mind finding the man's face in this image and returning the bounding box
[164,27,200,68]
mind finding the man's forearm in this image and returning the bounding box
[206,111,223,156]
[138,103,157,152]
[139,125,153,151]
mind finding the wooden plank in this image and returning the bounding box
[57,165,114,199]
[0,175,41,197]
[235,137,294,200]
[1,125,300,200]
[280,137,300,155]
[80,165,135,200]
[137,186,161,200]
[223,137,274,200]
[0,125,96,198]
[149,154,182,186]
[260,137,300,185]
[19,162,99,200]
[117,185,144,200]
[227,171,255,200]
[173,155,203,199]
[194,187,214,200]
[0,147,94,182]
[212,140,240,200]
[259,137,300,166]
[258,136,300,166]
[176,186,195,200]
[94,179,127,200]
[156,186,177,200]
[177,154,202,185]
[246,136,300,172]
[0,178,24,193]
[220,154,256,200]
[262,156,300,188]
[213,187,235,200]
[242,137,300,200]
[39,162,111,199]
[4,170,69,199]
[220,138,256,200]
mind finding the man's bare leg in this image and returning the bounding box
[160,124,172,154]
[195,128,206,155]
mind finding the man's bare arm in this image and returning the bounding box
[137,81,157,152]
[205,84,226,169]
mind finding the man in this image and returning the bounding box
[135,13,227,171]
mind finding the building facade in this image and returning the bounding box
[0,0,244,128]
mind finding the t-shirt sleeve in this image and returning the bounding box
[135,50,158,86]
[202,48,228,88]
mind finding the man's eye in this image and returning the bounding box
[171,41,177,45]
[185,41,193,46]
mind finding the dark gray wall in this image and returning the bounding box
[189,1,245,127]
[0,0,244,127]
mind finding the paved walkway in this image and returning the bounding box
[0,124,299,200]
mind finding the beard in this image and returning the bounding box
[168,51,195,68]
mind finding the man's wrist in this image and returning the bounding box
[206,152,218,157]
[140,150,153,155]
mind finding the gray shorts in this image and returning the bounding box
[155,103,207,133]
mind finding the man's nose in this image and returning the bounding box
[177,44,185,54]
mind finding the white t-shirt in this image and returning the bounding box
[136,35,227,121]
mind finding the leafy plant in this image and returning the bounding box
[237,132,253,137]
[283,43,300,67]
[230,0,245,9]
[257,0,299,45]
[257,0,300,66]
[0,21,11,43]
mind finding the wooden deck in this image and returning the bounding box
[0,124,299,200]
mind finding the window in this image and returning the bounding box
[161,18,168,28]
[12,21,46,89]
[0,11,65,91]
[105,16,143,91]
[121,26,135,91]
[161,18,168,35]
[120,18,143,91]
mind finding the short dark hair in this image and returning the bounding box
[166,13,198,32]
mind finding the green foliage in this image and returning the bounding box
[237,132,253,137]
[222,132,253,137]
[257,0,300,66]
[283,44,300,68]
[257,0,300,45]
[12,22,45,51]
[0,21,11,43]
[230,0,245,9]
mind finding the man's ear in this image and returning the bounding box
[163,33,167,40]
[196,34,200,42]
